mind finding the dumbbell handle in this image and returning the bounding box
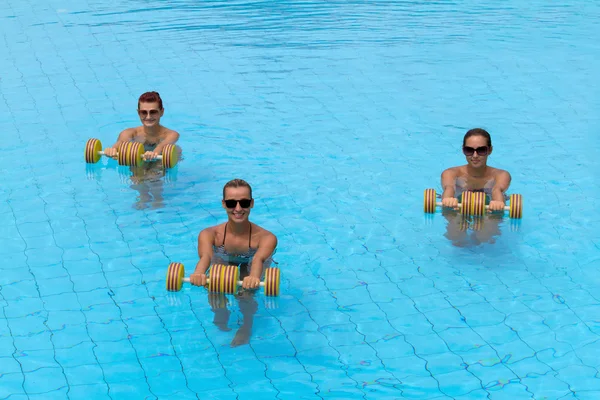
[98,150,164,160]
[182,277,265,287]
[436,201,510,211]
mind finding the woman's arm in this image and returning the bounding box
[489,170,511,211]
[440,168,459,208]
[190,228,216,286]
[441,168,457,199]
[154,130,180,154]
[244,231,278,289]
[104,129,135,157]
[144,130,180,160]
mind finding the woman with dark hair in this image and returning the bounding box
[441,128,511,211]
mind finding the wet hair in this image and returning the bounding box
[463,128,492,147]
[223,179,253,199]
[138,91,163,109]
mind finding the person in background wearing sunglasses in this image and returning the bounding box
[103,91,180,161]
[190,179,278,346]
[103,91,181,209]
[439,128,511,246]
[441,128,511,210]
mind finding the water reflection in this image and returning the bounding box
[443,209,503,247]
[128,164,168,210]
[85,161,178,210]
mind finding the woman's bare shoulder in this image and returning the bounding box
[200,223,225,238]
[253,223,276,241]
[490,166,510,178]
[442,165,466,177]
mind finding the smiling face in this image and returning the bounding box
[222,186,254,223]
[137,101,164,127]
[463,135,492,168]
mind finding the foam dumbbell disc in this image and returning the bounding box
[162,143,179,169]
[222,265,240,294]
[124,142,144,166]
[471,191,486,217]
[461,191,472,216]
[166,262,185,291]
[85,138,103,163]
[207,264,223,293]
[264,267,280,297]
[509,194,523,219]
[117,142,130,166]
[424,189,436,213]
[128,142,144,167]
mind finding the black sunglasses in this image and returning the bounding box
[463,146,489,156]
[138,109,161,117]
[224,198,252,208]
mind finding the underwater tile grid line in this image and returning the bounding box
[2,0,600,399]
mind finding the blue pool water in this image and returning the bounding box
[2,0,600,398]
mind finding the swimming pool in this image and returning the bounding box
[1,0,600,398]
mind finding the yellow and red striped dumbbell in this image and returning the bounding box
[424,189,523,219]
[166,262,281,297]
[84,138,179,168]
